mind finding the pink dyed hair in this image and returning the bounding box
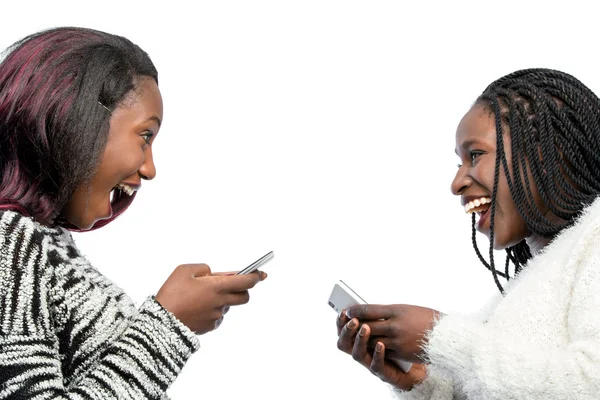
[0,27,157,230]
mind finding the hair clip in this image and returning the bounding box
[98,101,112,113]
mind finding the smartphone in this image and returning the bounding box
[328,280,367,313]
[236,251,274,275]
[328,280,413,373]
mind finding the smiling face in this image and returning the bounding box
[451,104,530,250]
[61,77,162,230]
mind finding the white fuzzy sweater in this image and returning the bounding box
[395,197,600,400]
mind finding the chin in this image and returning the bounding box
[62,217,94,231]
[70,214,104,231]
[492,240,509,251]
[62,192,136,232]
[63,204,112,232]
[492,234,523,251]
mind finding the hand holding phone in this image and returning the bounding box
[328,280,413,373]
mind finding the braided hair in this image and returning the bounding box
[471,68,600,293]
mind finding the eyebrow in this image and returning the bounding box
[146,116,162,128]
[454,139,478,155]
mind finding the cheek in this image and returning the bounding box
[118,151,144,173]
[97,147,144,183]
[493,200,528,249]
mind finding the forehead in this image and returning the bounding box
[115,77,163,122]
[455,104,496,152]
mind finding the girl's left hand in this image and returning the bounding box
[345,304,442,363]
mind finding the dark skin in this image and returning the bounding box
[452,104,532,249]
[336,104,550,390]
[62,77,267,335]
[155,265,266,334]
[62,77,162,230]
[336,306,434,390]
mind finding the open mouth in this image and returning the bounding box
[471,204,491,217]
[113,183,135,196]
[464,197,491,215]
[465,197,492,229]
[109,182,137,203]
[109,186,136,215]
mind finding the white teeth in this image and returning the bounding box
[114,183,136,196]
[464,197,491,213]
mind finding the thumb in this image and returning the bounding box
[212,271,238,276]
[179,263,212,277]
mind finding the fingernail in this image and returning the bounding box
[376,342,383,352]
[347,319,356,329]
[345,310,352,318]
[338,310,346,319]
[359,325,366,336]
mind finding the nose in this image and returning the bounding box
[450,166,470,196]
[138,148,156,181]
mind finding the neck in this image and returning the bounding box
[526,234,551,256]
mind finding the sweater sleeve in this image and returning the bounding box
[389,293,505,400]
[421,257,600,399]
[0,297,200,399]
[390,369,459,399]
[0,216,200,399]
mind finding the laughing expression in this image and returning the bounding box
[451,104,530,250]
[61,77,163,230]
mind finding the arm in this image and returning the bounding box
[390,368,458,400]
[424,259,600,399]
[337,310,459,400]
[0,295,199,400]
[390,293,503,400]
[0,222,200,399]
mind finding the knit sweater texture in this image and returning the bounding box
[394,197,600,399]
[0,211,200,399]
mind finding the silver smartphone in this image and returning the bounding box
[328,280,367,313]
[236,251,274,275]
[328,280,413,373]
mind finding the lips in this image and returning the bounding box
[462,196,493,233]
[463,197,492,213]
[477,206,491,232]
[110,188,136,217]
[81,188,137,231]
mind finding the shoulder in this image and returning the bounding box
[0,211,68,334]
[0,210,64,245]
[555,197,600,262]
[0,210,78,295]
[532,197,600,282]
[0,211,51,263]
[0,210,79,265]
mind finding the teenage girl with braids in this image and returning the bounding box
[336,68,600,399]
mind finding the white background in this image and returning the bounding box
[2,1,600,399]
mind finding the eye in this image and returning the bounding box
[469,150,484,165]
[140,131,154,146]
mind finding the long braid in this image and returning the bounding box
[471,213,507,279]
[470,68,600,292]
[487,97,506,294]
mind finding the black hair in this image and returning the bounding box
[472,68,600,293]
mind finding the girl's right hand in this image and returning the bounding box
[155,263,266,335]
[336,310,427,391]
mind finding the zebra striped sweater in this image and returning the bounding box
[0,210,200,399]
